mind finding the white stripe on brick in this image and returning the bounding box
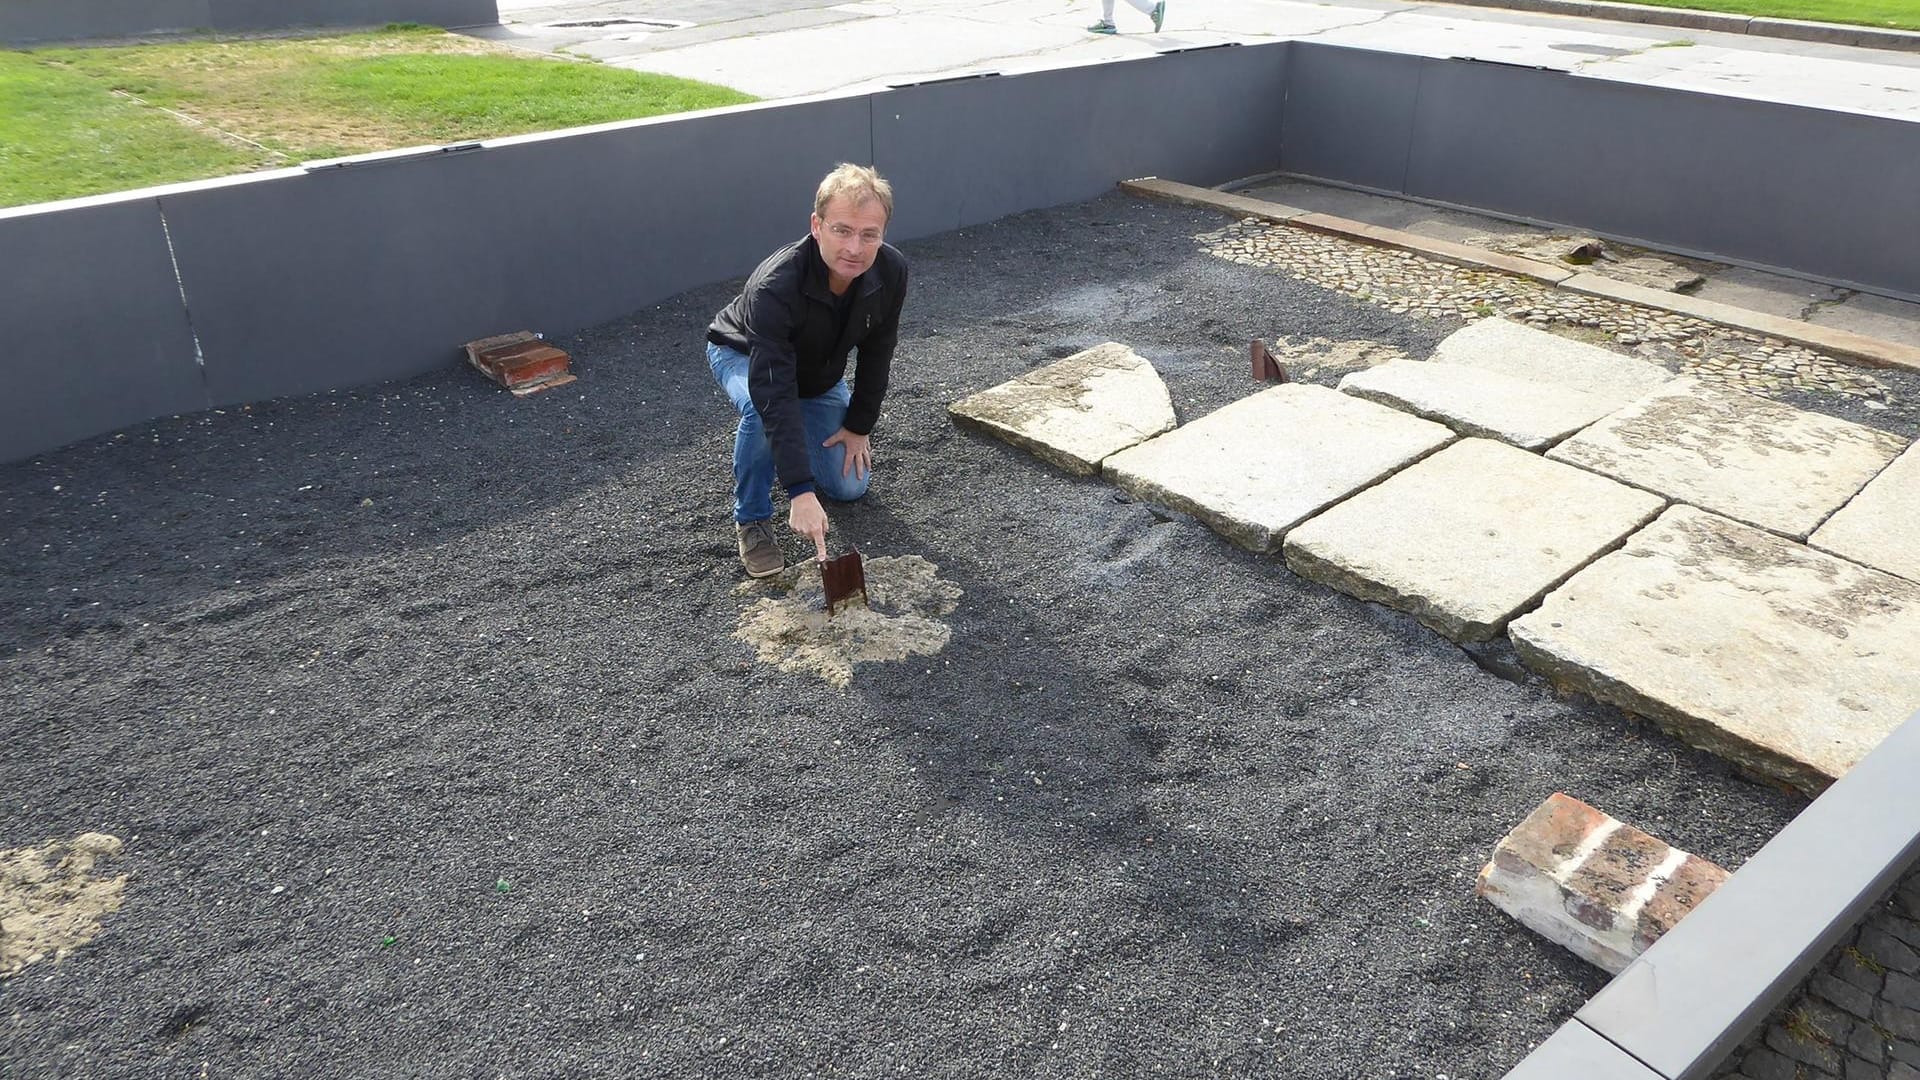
[1549,817,1623,885]
[1618,846,1691,924]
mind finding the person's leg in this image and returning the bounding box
[800,380,870,503]
[706,342,775,524]
[1089,0,1117,31]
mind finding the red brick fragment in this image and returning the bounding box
[1477,792,1728,974]
[1490,793,1609,876]
[464,332,577,396]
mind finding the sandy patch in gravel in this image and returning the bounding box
[1,833,126,978]
[736,555,962,687]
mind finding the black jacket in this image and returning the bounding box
[708,235,909,496]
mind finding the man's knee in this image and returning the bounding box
[817,469,871,503]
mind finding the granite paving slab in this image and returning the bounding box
[1339,359,1617,450]
[1809,440,1920,583]
[1547,377,1907,540]
[1101,384,1454,553]
[1431,318,1676,404]
[1283,439,1665,642]
[1509,505,1920,794]
[947,342,1176,475]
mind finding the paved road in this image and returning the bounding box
[470,0,1920,114]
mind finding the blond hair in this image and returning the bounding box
[814,163,893,223]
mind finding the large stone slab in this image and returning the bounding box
[1509,505,1920,794]
[1431,318,1676,405]
[1101,383,1453,553]
[1339,359,1619,450]
[1810,440,1920,582]
[947,342,1176,475]
[1283,439,1664,641]
[1546,378,1907,540]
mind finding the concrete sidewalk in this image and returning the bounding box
[469,0,1920,116]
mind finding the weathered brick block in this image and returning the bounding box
[463,331,577,396]
[1477,792,1728,974]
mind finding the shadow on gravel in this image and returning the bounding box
[842,497,1314,963]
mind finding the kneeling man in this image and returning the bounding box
[706,163,909,577]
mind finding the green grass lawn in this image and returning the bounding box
[0,52,267,207]
[1,25,755,208]
[1607,0,1920,30]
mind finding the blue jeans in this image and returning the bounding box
[708,342,870,524]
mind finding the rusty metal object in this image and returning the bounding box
[1251,338,1287,383]
[464,331,577,396]
[821,548,868,616]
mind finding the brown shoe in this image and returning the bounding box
[736,519,784,578]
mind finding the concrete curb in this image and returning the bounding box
[1116,177,1309,224]
[1429,0,1920,53]
[1119,178,1920,374]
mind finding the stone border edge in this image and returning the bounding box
[1117,177,1920,374]
[1427,0,1920,54]
[1502,708,1920,1080]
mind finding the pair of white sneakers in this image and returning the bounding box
[1088,0,1165,34]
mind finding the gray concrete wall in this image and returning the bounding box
[1280,44,1920,302]
[157,100,871,408]
[0,199,208,461]
[878,44,1290,241]
[9,40,1919,462]
[1,46,1287,462]
[1276,43,1421,196]
[0,0,498,45]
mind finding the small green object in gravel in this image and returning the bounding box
[496,878,512,893]
[381,935,396,947]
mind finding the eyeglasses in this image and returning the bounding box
[828,223,884,245]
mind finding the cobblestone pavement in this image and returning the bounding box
[1711,866,1920,1080]
[1196,219,1896,406]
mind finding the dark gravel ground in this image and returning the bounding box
[1,194,1806,1079]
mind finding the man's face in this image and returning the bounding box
[810,195,888,285]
